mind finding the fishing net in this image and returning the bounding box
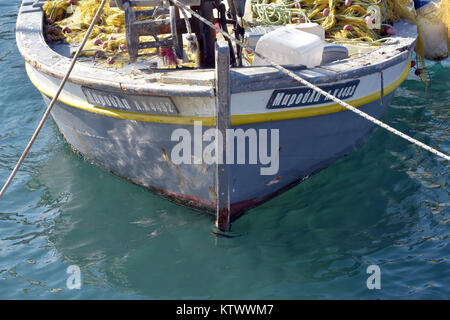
[390,0,449,84]
[42,0,448,75]
[250,0,447,54]
[250,0,399,43]
[435,0,450,58]
[42,0,197,68]
[249,0,450,85]
[444,0,450,51]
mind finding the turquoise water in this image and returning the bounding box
[1,1,449,299]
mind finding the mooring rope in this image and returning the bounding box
[170,0,450,161]
[0,0,108,198]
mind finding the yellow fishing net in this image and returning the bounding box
[42,0,197,68]
[250,0,448,53]
[250,0,399,43]
[386,0,428,82]
[438,0,450,56]
[249,0,450,84]
[42,0,449,72]
[389,0,449,83]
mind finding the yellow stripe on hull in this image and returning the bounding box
[232,60,410,125]
[25,60,410,126]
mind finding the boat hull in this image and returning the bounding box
[39,87,394,220]
[15,0,417,222]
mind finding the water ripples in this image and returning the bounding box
[0,0,448,299]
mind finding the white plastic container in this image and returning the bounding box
[292,22,325,40]
[252,26,324,68]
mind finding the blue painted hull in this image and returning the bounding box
[44,92,394,219]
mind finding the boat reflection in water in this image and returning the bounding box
[34,139,431,298]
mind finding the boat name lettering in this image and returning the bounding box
[267,79,360,109]
[82,87,179,115]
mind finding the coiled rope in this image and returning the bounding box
[169,0,449,161]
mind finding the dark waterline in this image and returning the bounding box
[0,1,449,299]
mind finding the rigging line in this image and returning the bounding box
[169,0,450,161]
[0,0,109,198]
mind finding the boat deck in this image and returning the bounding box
[17,1,417,97]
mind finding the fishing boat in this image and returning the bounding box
[16,0,418,230]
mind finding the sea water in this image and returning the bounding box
[0,0,449,299]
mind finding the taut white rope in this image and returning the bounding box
[0,0,109,198]
[170,0,450,162]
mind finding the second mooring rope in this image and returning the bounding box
[0,0,108,198]
[170,0,450,161]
